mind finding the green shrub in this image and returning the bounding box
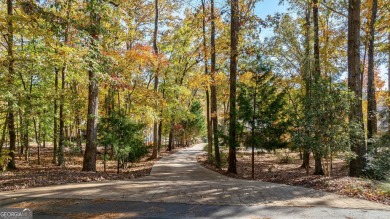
[99,111,147,167]
[0,149,12,171]
[364,135,390,180]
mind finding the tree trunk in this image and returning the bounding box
[158,120,162,152]
[18,107,23,154]
[33,117,41,165]
[302,1,311,172]
[53,68,59,164]
[313,153,324,175]
[312,0,323,175]
[201,0,213,161]
[312,0,320,82]
[6,0,16,170]
[76,114,82,154]
[82,1,100,172]
[228,0,239,174]
[0,115,8,153]
[367,0,378,139]
[58,63,66,166]
[151,0,159,159]
[23,120,29,161]
[251,78,257,179]
[348,0,365,177]
[210,0,221,167]
[388,34,390,135]
[58,0,72,167]
[43,131,46,148]
[72,82,82,154]
[83,67,99,171]
[168,125,174,151]
[300,150,310,174]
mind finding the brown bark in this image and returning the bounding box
[18,107,23,154]
[312,0,320,82]
[53,68,59,163]
[201,0,213,161]
[6,0,16,170]
[210,0,221,167]
[348,0,365,177]
[251,78,257,179]
[0,115,8,153]
[83,68,99,171]
[74,83,83,154]
[168,125,174,151]
[367,0,378,139]
[158,119,162,152]
[33,118,41,165]
[228,0,239,174]
[314,154,324,175]
[312,0,324,176]
[58,63,66,166]
[82,1,100,172]
[58,0,72,167]
[302,2,311,172]
[300,150,310,174]
[388,34,390,135]
[151,0,159,159]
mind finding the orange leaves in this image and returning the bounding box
[119,44,169,76]
[125,44,155,66]
[188,73,210,89]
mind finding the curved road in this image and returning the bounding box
[1,143,390,218]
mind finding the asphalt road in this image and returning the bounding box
[3,198,390,219]
[1,144,390,218]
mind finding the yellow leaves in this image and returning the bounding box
[188,73,210,90]
[121,44,169,75]
[239,71,254,85]
[214,71,228,86]
[58,45,75,56]
[125,44,154,65]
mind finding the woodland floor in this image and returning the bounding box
[0,143,177,192]
[197,147,390,206]
[2,144,390,207]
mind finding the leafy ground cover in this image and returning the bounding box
[2,144,390,207]
[197,148,390,206]
[0,144,176,192]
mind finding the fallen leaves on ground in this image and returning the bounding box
[0,145,177,192]
[197,150,390,206]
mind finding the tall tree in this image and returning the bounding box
[53,68,59,164]
[348,0,365,177]
[58,0,72,167]
[301,1,311,172]
[151,0,160,159]
[388,33,390,135]
[228,0,239,174]
[201,0,213,161]
[83,0,101,172]
[312,0,324,175]
[367,0,378,139]
[6,0,16,170]
[210,0,221,167]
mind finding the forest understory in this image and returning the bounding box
[197,148,390,206]
[2,144,390,206]
[0,144,178,192]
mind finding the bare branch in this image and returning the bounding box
[321,2,347,18]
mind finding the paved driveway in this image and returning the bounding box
[1,143,390,218]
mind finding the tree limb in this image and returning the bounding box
[321,2,347,18]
